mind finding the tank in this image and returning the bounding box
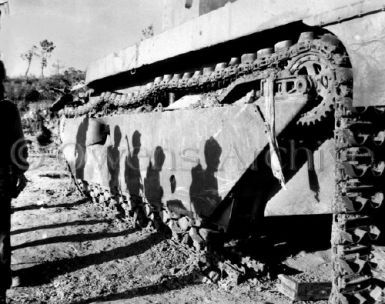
[58,1,385,302]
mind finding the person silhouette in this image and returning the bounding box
[125,131,142,199]
[124,131,147,226]
[74,117,89,180]
[144,146,166,210]
[107,126,122,196]
[190,137,222,218]
[0,60,29,303]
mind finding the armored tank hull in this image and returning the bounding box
[60,1,385,302]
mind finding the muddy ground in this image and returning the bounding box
[6,154,381,304]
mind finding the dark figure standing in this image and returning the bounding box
[0,60,28,303]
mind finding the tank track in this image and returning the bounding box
[77,181,217,251]
[61,32,348,123]
[332,101,385,303]
[63,32,385,301]
[75,180,266,288]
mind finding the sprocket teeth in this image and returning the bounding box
[297,99,335,125]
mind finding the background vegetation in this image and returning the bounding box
[6,39,85,111]
[4,67,85,110]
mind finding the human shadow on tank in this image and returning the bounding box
[107,126,122,196]
[205,114,336,276]
[124,131,145,219]
[189,137,222,219]
[75,116,89,180]
[211,115,335,237]
[144,146,165,211]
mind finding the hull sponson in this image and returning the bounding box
[61,100,335,230]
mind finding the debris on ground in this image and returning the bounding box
[7,157,384,304]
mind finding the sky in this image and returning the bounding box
[0,0,163,77]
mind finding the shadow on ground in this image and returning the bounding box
[233,214,333,276]
[71,271,200,304]
[11,219,112,235]
[15,232,167,286]
[262,214,332,255]
[12,227,138,250]
[12,198,90,212]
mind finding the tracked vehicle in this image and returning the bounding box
[59,0,385,302]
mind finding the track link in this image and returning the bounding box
[332,97,385,303]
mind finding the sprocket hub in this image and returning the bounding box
[288,54,336,125]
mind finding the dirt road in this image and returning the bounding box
[6,156,341,304]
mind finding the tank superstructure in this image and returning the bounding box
[0,0,10,24]
[60,1,385,302]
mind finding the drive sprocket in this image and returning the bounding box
[288,52,336,125]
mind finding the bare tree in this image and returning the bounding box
[37,39,56,78]
[20,45,38,78]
